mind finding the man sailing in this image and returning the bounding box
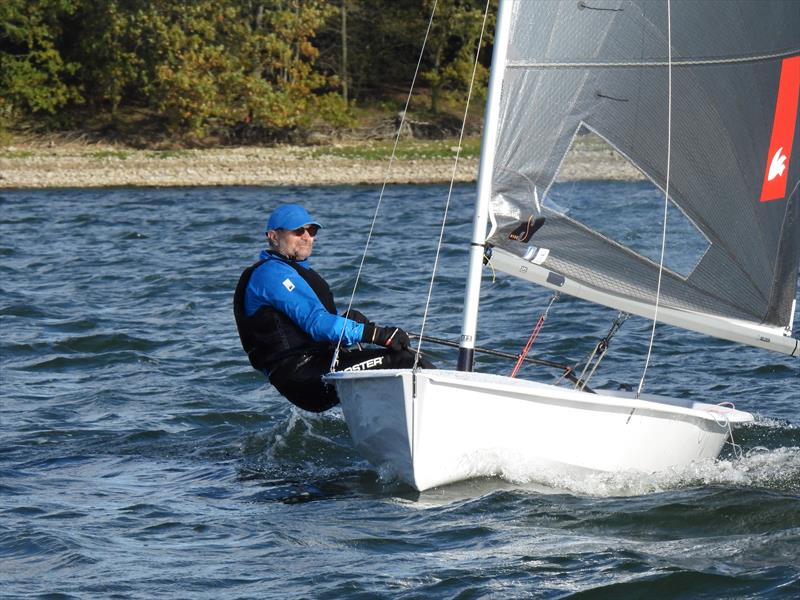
[234,204,433,412]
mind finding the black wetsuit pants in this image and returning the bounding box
[269,347,435,413]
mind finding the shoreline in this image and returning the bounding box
[0,135,643,188]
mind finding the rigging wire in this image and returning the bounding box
[329,1,440,373]
[636,0,672,398]
[573,312,629,391]
[412,0,493,371]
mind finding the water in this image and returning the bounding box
[2,183,798,599]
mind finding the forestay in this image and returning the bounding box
[484,0,800,355]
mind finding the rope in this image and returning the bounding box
[330,1,439,372]
[510,293,559,378]
[711,405,743,461]
[726,421,743,460]
[483,247,497,282]
[413,0,493,371]
[409,331,589,389]
[574,312,629,391]
[637,0,672,398]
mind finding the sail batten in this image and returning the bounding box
[506,50,800,69]
[487,0,800,351]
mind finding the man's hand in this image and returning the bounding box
[362,323,410,351]
[343,309,369,324]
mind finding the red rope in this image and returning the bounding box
[510,313,546,378]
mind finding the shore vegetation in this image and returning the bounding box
[1,0,492,148]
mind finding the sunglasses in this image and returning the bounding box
[282,224,320,237]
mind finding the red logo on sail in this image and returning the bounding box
[760,56,800,202]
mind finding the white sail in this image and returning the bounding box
[483,0,800,355]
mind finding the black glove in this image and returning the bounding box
[362,323,410,351]
[342,309,370,324]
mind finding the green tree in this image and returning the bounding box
[1,0,493,143]
[317,0,432,104]
[316,0,493,117]
[97,0,348,139]
[0,0,83,121]
[238,0,348,135]
[66,0,148,115]
[422,0,492,114]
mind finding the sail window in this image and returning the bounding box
[546,133,710,280]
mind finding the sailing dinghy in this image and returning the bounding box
[326,0,800,491]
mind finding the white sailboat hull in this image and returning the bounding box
[325,369,754,491]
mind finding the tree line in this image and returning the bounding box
[0,0,495,144]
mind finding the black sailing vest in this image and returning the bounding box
[233,255,338,371]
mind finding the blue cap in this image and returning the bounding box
[266,204,322,232]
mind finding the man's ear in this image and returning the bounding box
[266,230,278,245]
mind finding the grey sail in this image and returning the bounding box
[485,0,800,355]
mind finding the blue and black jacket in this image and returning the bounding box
[233,250,364,373]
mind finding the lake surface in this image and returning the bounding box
[2,183,798,598]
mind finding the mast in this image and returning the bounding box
[457,0,515,371]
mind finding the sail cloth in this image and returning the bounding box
[486,0,800,354]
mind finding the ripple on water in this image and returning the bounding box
[0,185,797,599]
[0,302,48,318]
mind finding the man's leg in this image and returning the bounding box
[269,353,339,413]
[269,348,435,413]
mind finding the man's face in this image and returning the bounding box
[268,225,318,261]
